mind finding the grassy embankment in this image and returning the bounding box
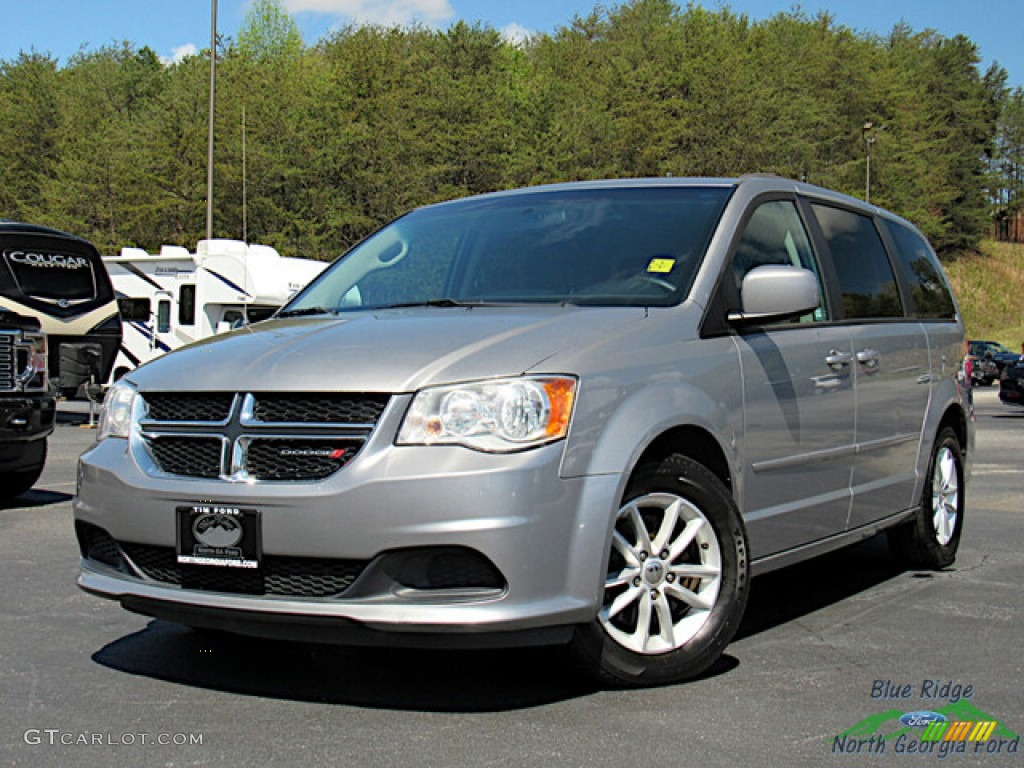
[945,240,1024,349]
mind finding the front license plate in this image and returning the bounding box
[176,505,261,568]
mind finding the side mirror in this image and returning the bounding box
[729,265,821,325]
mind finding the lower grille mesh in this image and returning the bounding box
[120,542,367,598]
[77,522,124,569]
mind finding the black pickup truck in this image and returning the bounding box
[1,309,55,500]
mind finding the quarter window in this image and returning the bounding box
[881,220,955,319]
[812,204,903,320]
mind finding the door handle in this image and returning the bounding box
[826,350,853,369]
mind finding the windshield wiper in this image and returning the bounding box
[378,299,481,310]
[276,306,337,318]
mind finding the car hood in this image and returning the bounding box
[127,306,647,393]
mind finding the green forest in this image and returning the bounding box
[1,0,1022,262]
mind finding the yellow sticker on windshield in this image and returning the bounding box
[647,258,676,274]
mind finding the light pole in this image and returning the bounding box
[206,0,218,242]
[863,121,875,204]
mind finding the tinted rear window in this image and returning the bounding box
[881,219,956,319]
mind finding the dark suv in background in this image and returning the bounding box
[0,309,54,500]
[998,356,1024,407]
[968,340,1019,386]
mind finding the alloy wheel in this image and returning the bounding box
[599,492,722,654]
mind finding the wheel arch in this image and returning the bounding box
[937,403,968,455]
[564,380,739,494]
[635,425,733,494]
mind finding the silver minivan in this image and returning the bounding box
[75,177,972,685]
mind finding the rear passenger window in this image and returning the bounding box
[812,204,903,320]
[881,220,956,319]
[731,200,826,322]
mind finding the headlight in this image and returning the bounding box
[16,332,48,390]
[97,380,137,440]
[397,376,577,452]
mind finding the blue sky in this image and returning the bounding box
[0,1,1019,86]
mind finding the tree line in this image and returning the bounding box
[0,0,1020,261]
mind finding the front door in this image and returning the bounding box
[728,199,856,559]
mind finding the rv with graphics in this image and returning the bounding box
[0,221,120,397]
[104,239,326,381]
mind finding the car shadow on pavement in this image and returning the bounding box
[92,620,600,711]
[736,534,904,640]
[90,620,739,712]
[0,489,73,510]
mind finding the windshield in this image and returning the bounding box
[973,341,1012,355]
[2,245,99,302]
[284,187,731,314]
[0,232,114,319]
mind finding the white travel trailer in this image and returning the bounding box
[104,239,326,381]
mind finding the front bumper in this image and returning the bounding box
[0,394,55,472]
[74,436,620,645]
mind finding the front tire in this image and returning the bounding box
[0,441,47,502]
[888,427,964,569]
[570,454,749,686]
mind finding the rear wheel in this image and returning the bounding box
[570,454,749,686]
[888,427,964,569]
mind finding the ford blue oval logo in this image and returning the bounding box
[900,711,947,728]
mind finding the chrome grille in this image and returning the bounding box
[0,334,15,391]
[135,391,388,482]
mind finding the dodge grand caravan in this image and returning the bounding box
[75,177,972,685]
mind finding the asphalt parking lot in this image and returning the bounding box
[1,388,1021,768]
